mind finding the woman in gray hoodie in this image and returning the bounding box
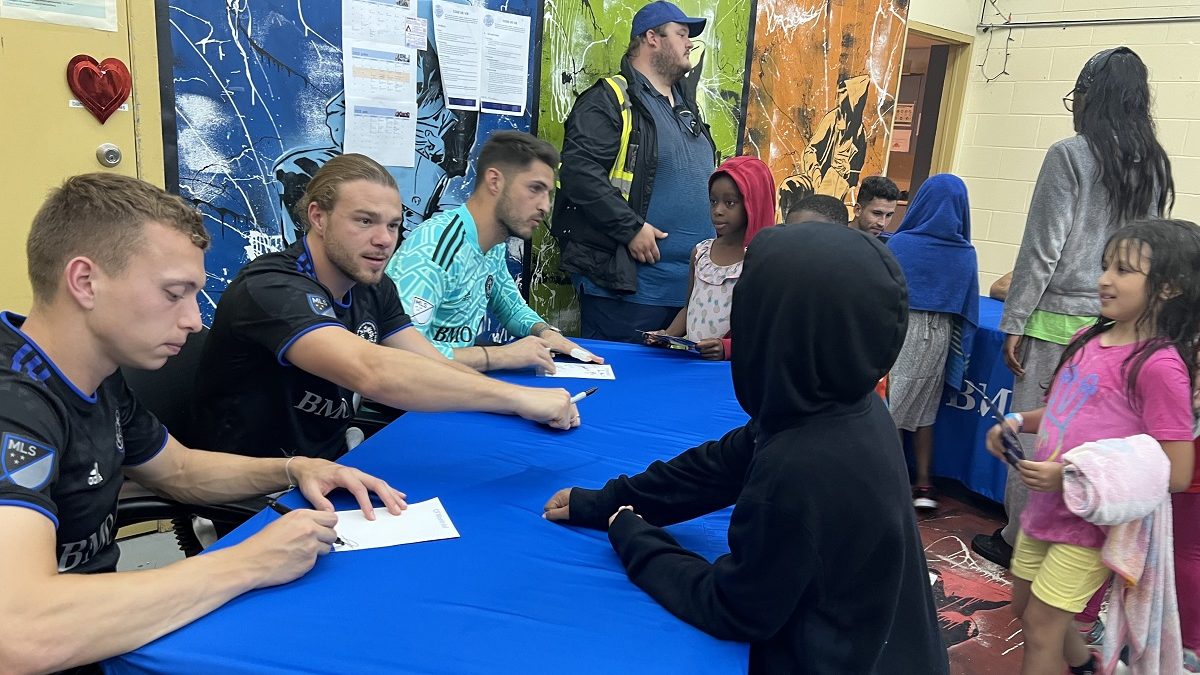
[973,46,1175,639]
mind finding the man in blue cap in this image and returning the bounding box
[551,1,717,343]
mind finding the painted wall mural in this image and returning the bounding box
[164,0,906,337]
[164,0,537,339]
[528,0,752,332]
[529,0,906,330]
[744,0,908,219]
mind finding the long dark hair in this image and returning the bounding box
[1051,220,1200,411]
[1073,48,1175,223]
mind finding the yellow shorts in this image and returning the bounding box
[1010,530,1111,614]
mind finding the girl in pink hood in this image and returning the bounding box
[651,156,776,359]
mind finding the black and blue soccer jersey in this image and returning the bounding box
[387,205,544,356]
[0,313,168,574]
[195,238,411,460]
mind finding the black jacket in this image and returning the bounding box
[551,56,715,293]
[566,225,948,674]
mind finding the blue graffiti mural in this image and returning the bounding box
[166,0,537,339]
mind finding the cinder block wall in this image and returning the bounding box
[918,0,1200,289]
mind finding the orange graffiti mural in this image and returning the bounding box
[743,0,908,218]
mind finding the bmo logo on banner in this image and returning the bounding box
[944,379,1013,418]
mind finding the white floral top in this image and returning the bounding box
[686,239,742,340]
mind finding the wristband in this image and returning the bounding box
[1004,412,1024,433]
[284,456,297,489]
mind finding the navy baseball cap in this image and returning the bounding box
[631,1,706,38]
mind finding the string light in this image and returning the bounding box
[978,0,1015,83]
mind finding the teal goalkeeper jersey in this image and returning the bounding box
[387,205,544,357]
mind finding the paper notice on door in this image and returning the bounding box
[0,0,118,31]
[331,497,460,552]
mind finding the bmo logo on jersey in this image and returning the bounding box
[58,513,115,572]
[433,325,474,343]
[294,391,352,419]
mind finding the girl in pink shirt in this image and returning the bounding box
[984,219,1200,674]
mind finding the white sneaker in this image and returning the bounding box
[912,486,938,510]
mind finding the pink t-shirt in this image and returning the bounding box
[1021,337,1194,549]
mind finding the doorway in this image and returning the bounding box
[886,23,972,226]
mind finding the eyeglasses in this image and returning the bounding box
[1062,89,1081,112]
[675,106,702,138]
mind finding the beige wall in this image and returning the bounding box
[0,1,162,313]
[914,0,1200,290]
[908,0,980,37]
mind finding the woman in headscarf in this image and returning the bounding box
[886,174,979,511]
[543,223,948,674]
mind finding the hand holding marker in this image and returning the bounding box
[570,387,598,404]
[267,497,348,547]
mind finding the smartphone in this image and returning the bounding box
[989,406,1025,467]
[639,331,699,353]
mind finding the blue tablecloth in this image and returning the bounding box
[930,296,1013,502]
[105,341,751,675]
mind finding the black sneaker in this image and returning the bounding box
[1068,654,1097,675]
[970,528,1013,568]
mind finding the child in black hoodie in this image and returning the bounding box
[543,222,948,674]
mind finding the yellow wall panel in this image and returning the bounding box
[0,0,161,313]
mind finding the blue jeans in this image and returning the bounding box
[579,293,680,344]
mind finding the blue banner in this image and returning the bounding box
[931,297,1013,502]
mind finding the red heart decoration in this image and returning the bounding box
[66,55,132,124]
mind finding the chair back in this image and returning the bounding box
[121,326,208,447]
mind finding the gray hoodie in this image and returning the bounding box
[1000,134,1157,335]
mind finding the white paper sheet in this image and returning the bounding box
[343,41,418,102]
[344,0,414,44]
[405,16,428,51]
[479,9,530,115]
[332,497,460,552]
[344,98,417,167]
[431,0,482,110]
[539,363,616,380]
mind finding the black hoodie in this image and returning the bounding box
[568,223,948,674]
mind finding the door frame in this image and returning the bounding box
[905,21,973,177]
[128,0,165,186]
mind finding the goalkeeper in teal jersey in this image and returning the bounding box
[387,132,603,373]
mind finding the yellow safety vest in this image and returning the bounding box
[557,74,636,201]
[602,75,635,200]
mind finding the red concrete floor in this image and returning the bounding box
[917,487,1025,674]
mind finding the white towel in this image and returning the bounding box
[1062,435,1182,675]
